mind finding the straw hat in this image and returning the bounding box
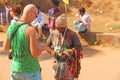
[55,14,67,28]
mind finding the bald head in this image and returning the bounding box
[23,4,37,14]
[20,4,38,23]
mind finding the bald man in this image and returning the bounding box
[3,4,49,80]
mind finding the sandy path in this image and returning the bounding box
[0,46,120,80]
[0,32,120,80]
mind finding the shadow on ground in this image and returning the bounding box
[38,45,105,61]
[0,41,105,60]
[38,51,53,61]
[82,45,105,58]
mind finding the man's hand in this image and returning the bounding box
[44,45,56,56]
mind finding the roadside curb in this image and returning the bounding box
[77,32,120,48]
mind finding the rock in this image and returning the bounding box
[77,32,120,48]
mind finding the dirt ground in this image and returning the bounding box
[0,32,120,80]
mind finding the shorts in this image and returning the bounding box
[11,69,42,80]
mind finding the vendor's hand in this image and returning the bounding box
[61,51,69,57]
[62,49,73,56]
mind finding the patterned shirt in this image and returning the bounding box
[47,28,82,78]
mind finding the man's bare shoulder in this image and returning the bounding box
[26,26,36,36]
[26,26,35,32]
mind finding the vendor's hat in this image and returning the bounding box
[56,14,67,28]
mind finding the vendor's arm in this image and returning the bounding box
[72,32,83,58]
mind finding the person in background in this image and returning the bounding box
[31,5,45,40]
[3,4,46,80]
[48,0,62,32]
[73,20,87,33]
[46,14,83,80]
[0,4,6,25]
[79,7,92,32]
[4,2,12,25]
[10,5,22,24]
[16,2,24,13]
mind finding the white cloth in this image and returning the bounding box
[73,20,87,32]
[5,7,11,24]
[80,13,92,32]
[48,8,54,17]
[31,12,45,38]
[10,16,20,24]
[48,8,55,33]
[31,12,45,27]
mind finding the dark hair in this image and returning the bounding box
[5,2,8,5]
[79,7,86,13]
[4,2,10,5]
[36,5,41,9]
[19,2,24,6]
[11,6,21,15]
[52,0,60,7]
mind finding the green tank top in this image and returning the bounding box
[8,22,40,73]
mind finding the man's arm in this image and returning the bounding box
[46,32,55,56]
[3,33,11,51]
[44,45,55,56]
[26,26,44,58]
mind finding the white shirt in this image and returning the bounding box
[31,12,45,27]
[80,13,92,28]
[5,7,11,24]
[48,8,54,17]
[10,16,20,24]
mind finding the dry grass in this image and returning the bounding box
[63,10,120,33]
[66,0,120,32]
[89,0,120,32]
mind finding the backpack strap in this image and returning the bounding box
[10,23,28,40]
